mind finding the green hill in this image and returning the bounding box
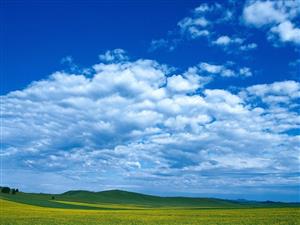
[1,188,299,209]
[60,189,242,208]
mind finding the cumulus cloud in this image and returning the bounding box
[213,35,244,46]
[270,21,300,44]
[2,52,299,197]
[243,1,286,27]
[212,35,257,52]
[178,16,210,39]
[99,49,129,62]
[244,80,300,105]
[243,0,300,45]
[167,74,202,93]
[198,62,252,77]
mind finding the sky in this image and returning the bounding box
[1,0,300,202]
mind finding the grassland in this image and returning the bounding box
[1,190,299,225]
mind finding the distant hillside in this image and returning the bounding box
[1,188,299,209]
[61,189,242,208]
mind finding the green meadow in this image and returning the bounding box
[1,190,299,225]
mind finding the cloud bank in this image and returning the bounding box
[2,50,299,200]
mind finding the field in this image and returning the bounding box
[1,190,299,225]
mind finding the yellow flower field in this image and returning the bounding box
[1,199,299,225]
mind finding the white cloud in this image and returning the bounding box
[179,17,209,28]
[194,3,214,13]
[99,49,129,62]
[212,35,257,52]
[270,21,300,44]
[166,67,212,93]
[167,75,198,93]
[245,80,300,104]
[213,35,244,46]
[198,62,252,77]
[239,67,253,77]
[177,3,233,40]
[199,62,223,74]
[213,35,231,45]
[151,2,261,53]
[240,80,300,134]
[178,16,210,39]
[243,0,300,45]
[243,1,286,27]
[2,53,299,196]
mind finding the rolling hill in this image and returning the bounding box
[1,188,299,210]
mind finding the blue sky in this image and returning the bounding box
[1,0,300,202]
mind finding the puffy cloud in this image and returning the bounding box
[167,75,199,93]
[239,67,252,77]
[2,53,299,198]
[198,62,252,77]
[166,67,212,94]
[213,35,231,45]
[199,62,225,74]
[270,21,300,44]
[213,36,244,46]
[244,80,300,104]
[243,1,287,27]
[212,35,257,52]
[243,0,300,45]
[99,49,129,62]
[178,17,210,39]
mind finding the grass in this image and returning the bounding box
[1,199,299,225]
[1,190,299,224]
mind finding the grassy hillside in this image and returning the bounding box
[0,192,100,210]
[1,189,299,209]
